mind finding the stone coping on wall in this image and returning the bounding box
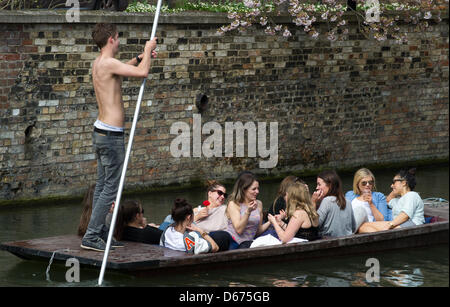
[1,9,447,24]
[0,10,231,24]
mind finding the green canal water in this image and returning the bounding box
[0,164,448,287]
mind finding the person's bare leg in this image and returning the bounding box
[358,221,387,233]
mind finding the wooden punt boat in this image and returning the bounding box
[0,204,448,275]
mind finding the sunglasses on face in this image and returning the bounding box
[214,190,228,198]
[360,180,374,186]
[392,179,405,185]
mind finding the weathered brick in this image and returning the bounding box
[0,14,448,201]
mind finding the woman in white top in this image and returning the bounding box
[193,180,234,251]
[193,180,228,232]
[345,168,390,232]
[160,198,219,254]
[358,168,425,233]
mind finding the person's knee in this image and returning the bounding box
[357,223,372,233]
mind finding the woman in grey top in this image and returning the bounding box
[312,170,356,238]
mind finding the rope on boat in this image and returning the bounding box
[423,197,448,203]
[45,248,71,282]
[423,197,449,207]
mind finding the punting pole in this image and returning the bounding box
[98,0,164,286]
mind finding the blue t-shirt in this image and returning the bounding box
[389,191,425,225]
[345,191,392,221]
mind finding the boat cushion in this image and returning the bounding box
[425,216,439,223]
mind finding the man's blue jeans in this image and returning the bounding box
[83,131,125,242]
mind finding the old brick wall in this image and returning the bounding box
[0,11,448,201]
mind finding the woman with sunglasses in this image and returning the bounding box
[193,180,228,230]
[358,168,425,233]
[345,168,392,231]
[157,180,229,228]
[114,199,163,245]
[192,180,233,251]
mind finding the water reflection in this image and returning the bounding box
[270,279,300,287]
[385,268,424,287]
[350,272,371,287]
[1,244,447,287]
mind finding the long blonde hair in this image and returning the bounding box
[352,168,377,195]
[272,175,298,213]
[285,182,318,222]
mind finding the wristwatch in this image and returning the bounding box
[201,231,208,238]
[388,222,395,229]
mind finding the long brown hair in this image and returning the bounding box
[286,181,319,222]
[228,171,258,205]
[114,200,143,240]
[317,170,347,209]
[77,184,95,236]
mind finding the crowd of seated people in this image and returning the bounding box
[77,167,426,254]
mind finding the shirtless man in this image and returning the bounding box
[81,23,157,251]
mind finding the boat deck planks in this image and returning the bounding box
[0,234,192,270]
[0,205,448,273]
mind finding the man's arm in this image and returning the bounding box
[106,58,148,78]
[126,50,157,66]
[109,37,157,78]
[125,56,140,66]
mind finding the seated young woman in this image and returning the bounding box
[192,180,233,251]
[193,180,228,231]
[78,183,116,237]
[312,170,356,237]
[267,175,298,216]
[160,198,219,254]
[261,175,302,237]
[78,183,96,237]
[226,171,271,249]
[358,168,425,233]
[114,199,163,245]
[346,168,392,224]
[267,180,320,243]
[158,180,228,234]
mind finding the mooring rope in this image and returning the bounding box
[45,248,71,282]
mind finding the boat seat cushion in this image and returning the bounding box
[424,216,439,223]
